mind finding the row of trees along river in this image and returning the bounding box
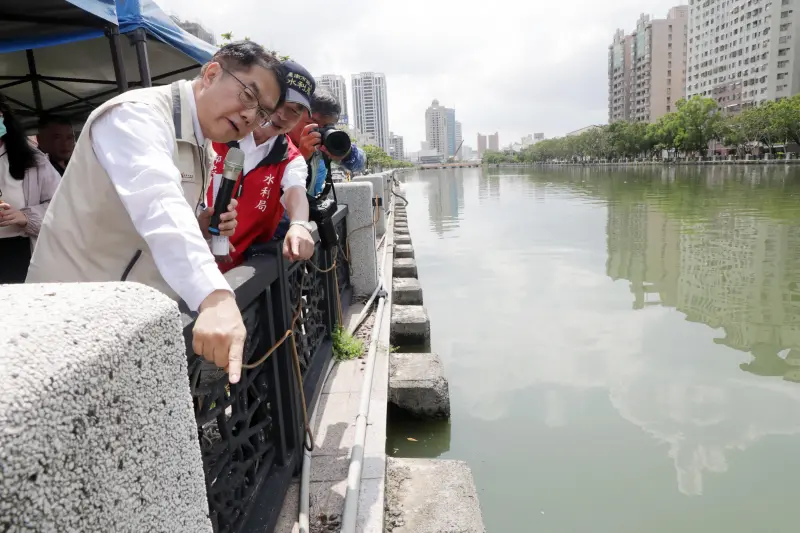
[483,94,800,163]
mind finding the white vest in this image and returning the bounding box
[26,81,208,302]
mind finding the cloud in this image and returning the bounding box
[155,0,685,148]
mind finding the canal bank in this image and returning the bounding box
[388,166,800,533]
[485,157,800,167]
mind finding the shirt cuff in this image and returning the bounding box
[183,261,233,312]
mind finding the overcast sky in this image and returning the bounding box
[156,0,686,151]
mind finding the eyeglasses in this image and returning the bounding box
[221,67,273,128]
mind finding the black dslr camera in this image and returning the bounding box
[314,125,352,158]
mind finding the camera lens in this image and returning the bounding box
[320,127,352,158]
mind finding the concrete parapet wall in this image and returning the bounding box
[352,172,393,237]
[0,283,212,533]
[336,182,379,298]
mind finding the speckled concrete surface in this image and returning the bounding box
[0,282,211,533]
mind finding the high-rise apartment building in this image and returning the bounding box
[609,29,635,122]
[316,74,349,124]
[425,99,449,155]
[445,107,456,157]
[488,132,499,151]
[455,121,463,158]
[352,72,390,152]
[687,0,800,110]
[389,132,405,160]
[477,133,487,156]
[608,6,688,123]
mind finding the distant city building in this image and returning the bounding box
[567,125,604,136]
[316,74,349,124]
[608,5,688,123]
[534,132,544,142]
[488,132,499,152]
[425,99,448,155]
[477,133,487,156]
[688,0,800,109]
[455,121,463,158]
[461,145,474,160]
[445,107,456,158]
[389,131,405,160]
[419,149,445,164]
[170,17,216,45]
[352,72,390,152]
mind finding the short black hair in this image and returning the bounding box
[310,87,341,118]
[207,41,286,104]
[38,115,72,131]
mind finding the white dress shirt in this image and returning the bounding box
[238,133,307,206]
[91,92,231,312]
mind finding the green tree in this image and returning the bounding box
[671,96,723,155]
[362,144,412,168]
[773,93,800,147]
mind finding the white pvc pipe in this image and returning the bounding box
[339,207,393,533]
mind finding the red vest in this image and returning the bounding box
[208,136,301,272]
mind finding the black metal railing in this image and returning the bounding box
[182,206,349,533]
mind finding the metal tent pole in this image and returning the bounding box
[106,26,129,93]
[130,28,152,88]
[24,49,43,113]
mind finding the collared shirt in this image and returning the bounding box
[91,89,230,312]
[238,133,307,206]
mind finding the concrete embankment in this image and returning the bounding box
[386,190,485,532]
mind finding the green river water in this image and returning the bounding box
[387,166,800,533]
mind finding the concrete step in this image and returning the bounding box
[389,352,449,418]
[393,258,417,278]
[393,277,423,305]
[395,235,412,245]
[394,244,414,259]
[390,305,430,345]
[385,458,485,533]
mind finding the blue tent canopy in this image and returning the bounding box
[0,0,217,129]
[0,0,118,54]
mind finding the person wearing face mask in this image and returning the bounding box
[26,41,286,384]
[0,94,62,284]
[207,59,315,272]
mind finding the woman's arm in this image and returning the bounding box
[21,155,61,237]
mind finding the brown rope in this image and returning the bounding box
[238,252,344,452]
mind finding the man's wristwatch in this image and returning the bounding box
[290,220,314,234]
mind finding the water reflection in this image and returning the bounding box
[423,170,465,235]
[394,167,800,530]
[604,168,800,383]
[594,166,800,495]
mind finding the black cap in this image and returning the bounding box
[282,59,315,113]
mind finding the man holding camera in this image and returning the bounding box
[290,87,366,197]
[207,59,316,272]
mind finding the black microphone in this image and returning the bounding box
[209,147,244,256]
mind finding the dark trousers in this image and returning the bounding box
[0,236,32,284]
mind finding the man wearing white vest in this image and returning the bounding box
[27,41,285,384]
